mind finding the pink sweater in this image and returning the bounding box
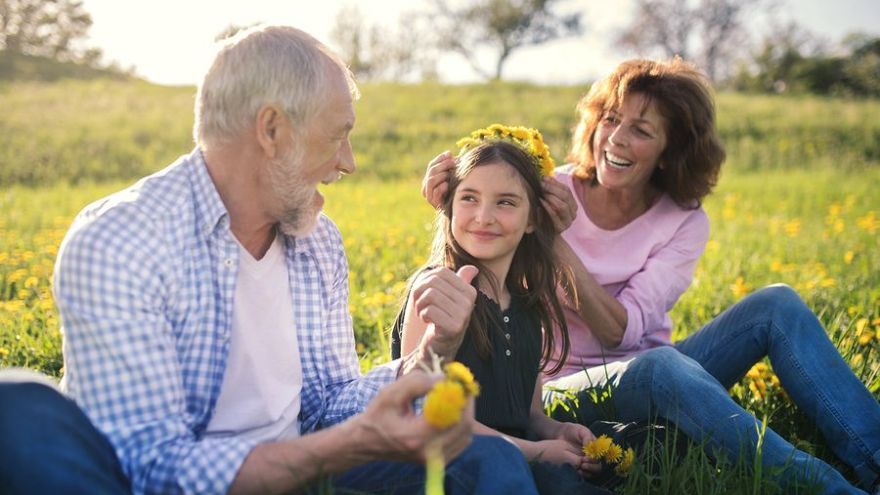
[545,165,710,378]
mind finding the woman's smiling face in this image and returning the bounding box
[592,92,668,196]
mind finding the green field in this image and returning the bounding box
[1,79,878,493]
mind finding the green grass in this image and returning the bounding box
[1,78,878,493]
[2,79,879,184]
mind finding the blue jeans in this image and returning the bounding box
[1,374,537,495]
[323,435,537,494]
[545,285,880,495]
[0,378,130,495]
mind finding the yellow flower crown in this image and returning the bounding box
[455,123,555,177]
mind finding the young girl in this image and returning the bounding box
[391,125,607,494]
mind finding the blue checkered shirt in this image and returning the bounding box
[54,149,399,494]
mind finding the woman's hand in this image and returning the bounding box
[421,151,456,209]
[540,176,578,233]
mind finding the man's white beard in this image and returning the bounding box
[269,145,321,237]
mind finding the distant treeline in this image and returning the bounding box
[728,35,880,97]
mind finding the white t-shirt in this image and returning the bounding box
[205,233,303,442]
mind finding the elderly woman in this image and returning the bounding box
[422,59,880,494]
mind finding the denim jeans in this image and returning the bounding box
[328,435,538,494]
[0,377,130,495]
[544,284,880,495]
[1,372,538,495]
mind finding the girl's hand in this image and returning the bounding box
[411,265,478,360]
[540,176,578,233]
[528,438,587,469]
[553,422,602,476]
[421,151,456,209]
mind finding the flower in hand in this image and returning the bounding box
[422,356,480,429]
[583,435,636,476]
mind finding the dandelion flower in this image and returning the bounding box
[604,443,623,463]
[730,277,750,299]
[583,435,613,460]
[444,362,480,397]
[615,448,635,476]
[424,380,466,429]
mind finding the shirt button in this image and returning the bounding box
[223,258,234,269]
[503,316,510,323]
[505,349,511,357]
[505,333,511,340]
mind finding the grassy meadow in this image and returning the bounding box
[1,78,879,493]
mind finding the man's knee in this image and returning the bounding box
[0,381,130,494]
[0,381,72,442]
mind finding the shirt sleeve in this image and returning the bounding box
[614,209,710,351]
[311,223,399,429]
[54,212,257,495]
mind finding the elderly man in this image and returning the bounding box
[0,25,536,494]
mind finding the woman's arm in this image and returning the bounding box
[542,178,709,351]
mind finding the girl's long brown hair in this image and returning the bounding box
[419,140,572,374]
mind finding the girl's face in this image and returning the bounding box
[451,161,534,277]
[592,92,667,196]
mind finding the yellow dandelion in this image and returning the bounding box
[511,128,530,140]
[820,278,836,288]
[731,277,750,299]
[858,330,874,346]
[444,361,480,397]
[856,212,877,233]
[851,354,864,367]
[424,380,467,429]
[615,448,635,476]
[746,365,762,380]
[783,219,801,237]
[604,443,623,463]
[844,251,855,264]
[583,435,613,460]
[827,203,842,218]
[706,240,720,253]
[856,318,869,333]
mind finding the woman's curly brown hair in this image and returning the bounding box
[568,58,726,208]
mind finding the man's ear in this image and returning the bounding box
[255,104,287,160]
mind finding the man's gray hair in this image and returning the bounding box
[194,25,358,148]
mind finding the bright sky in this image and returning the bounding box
[82,0,879,87]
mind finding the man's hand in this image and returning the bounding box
[421,151,456,209]
[412,265,478,361]
[540,176,578,233]
[353,372,474,464]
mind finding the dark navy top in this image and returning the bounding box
[391,290,542,439]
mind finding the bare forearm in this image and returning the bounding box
[556,237,627,347]
[229,420,372,494]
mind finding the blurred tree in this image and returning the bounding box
[0,0,96,62]
[617,0,766,81]
[430,0,582,80]
[728,22,822,92]
[330,5,436,82]
[842,34,880,96]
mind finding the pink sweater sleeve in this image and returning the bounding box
[614,208,710,351]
